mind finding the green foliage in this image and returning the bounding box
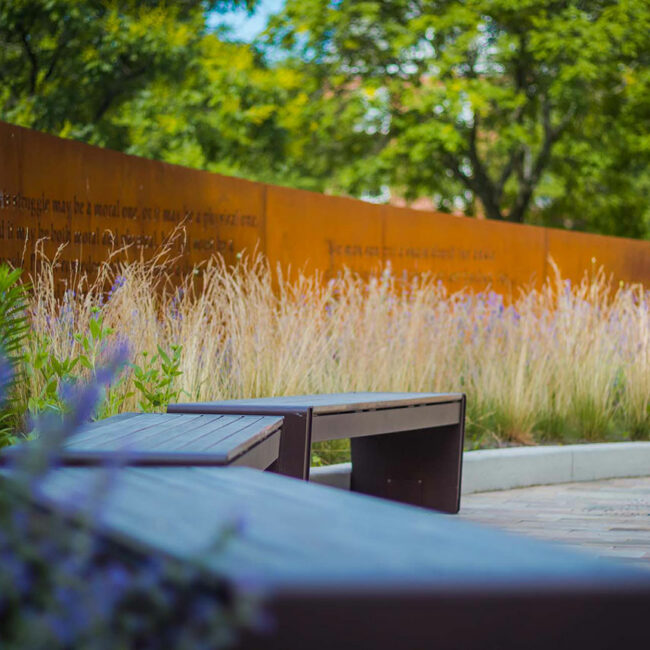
[23,335,79,417]
[0,266,30,444]
[311,439,350,467]
[114,33,311,186]
[2,1,649,234]
[20,309,188,429]
[0,267,28,362]
[0,0,312,187]
[266,0,650,235]
[131,344,184,412]
[73,308,114,373]
[1,1,200,136]
[24,309,119,419]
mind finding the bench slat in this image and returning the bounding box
[311,401,461,441]
[26,466,649,589]
[2,414,284,471]
[12,466,649,649]
[67,413,213,449]
[171,391,464,415]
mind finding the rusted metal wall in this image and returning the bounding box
[0,121,265,286]
[1,120,649,293]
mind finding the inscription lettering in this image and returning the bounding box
[4,122,645,295]
[0,179,261,283]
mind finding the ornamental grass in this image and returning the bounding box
[16,240,649,463]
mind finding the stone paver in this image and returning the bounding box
[459,476,650,570]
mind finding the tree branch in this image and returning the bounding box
[464,117,504,219]
[19,29,39,93]
[93,65,149,122]
[508,95,564,222]
[44,26,70,83]
[495,147,521,198]
[442,151,474,188]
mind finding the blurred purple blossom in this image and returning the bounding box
[106,275,127,302]
[0,345,256,648]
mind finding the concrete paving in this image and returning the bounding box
[460,476,650,570]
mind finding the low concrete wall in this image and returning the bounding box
[309,442,650,494]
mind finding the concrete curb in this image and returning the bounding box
[309,442,650,494]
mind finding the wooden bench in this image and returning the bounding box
[168,392,466,513]
[2,412,283,470]
[22,465,650,650]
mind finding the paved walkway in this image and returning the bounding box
[460,476,650,570]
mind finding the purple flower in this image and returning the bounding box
[106,275,127,302]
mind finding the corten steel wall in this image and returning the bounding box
[0,121,265,284]
[1,120,649,294]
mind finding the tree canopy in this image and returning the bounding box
[0,0,305,182]
[1,0,649,237]
[266,0,650,237]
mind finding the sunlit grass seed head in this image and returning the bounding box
[16,244,650,455]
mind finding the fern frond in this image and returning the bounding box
[0,265,30,444]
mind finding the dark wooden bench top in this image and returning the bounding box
[3,413,283,470]
[23,465,649,589]
[168,392,463,443]
[17,466,650,649]
[178,391,464,413]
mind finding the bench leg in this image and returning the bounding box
[270,411,312,480]
[349,420,464,513]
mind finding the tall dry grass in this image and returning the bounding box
[19,245,650,461]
